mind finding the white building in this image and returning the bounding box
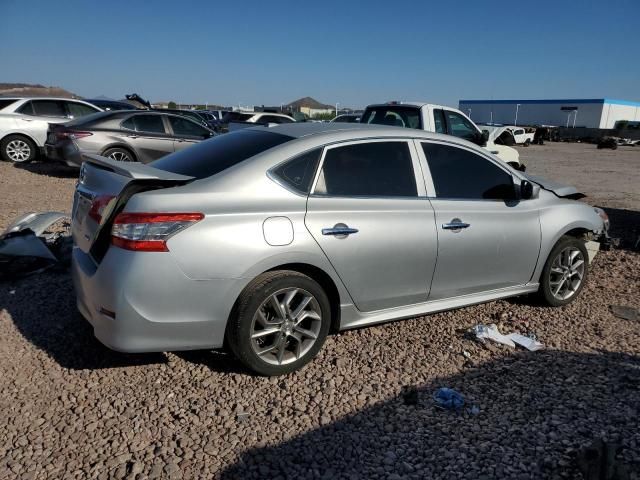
[458,99,640,128]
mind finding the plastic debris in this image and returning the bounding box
[462,350,472,359]
[434,388,465,411]
[507,333,545,351]
[472,324,544,351]
[472,324,516,348]
[610,305,639,322]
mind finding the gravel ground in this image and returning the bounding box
[0,146,639,479]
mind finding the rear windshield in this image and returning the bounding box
[360,106,422,129]
[151,129,294,179]
[0,99,19,111]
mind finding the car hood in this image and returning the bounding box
[525,174,584,198]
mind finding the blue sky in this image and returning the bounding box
[1,0,638,108]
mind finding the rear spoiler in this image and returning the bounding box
[81,154,194,181]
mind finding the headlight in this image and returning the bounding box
[594,207,610,231]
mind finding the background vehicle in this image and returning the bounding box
[222,111,295,132]
[331,114,361,123]
[84,99,138,111]
[45,110,214,166]
[0,97,101,162]
[71,123,606,376]
[361,102,523,169]
[507,126,535,145]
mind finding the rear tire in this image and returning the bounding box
[103,147,136,162]
[1,135,37,162]
[226,270,331,376]
[537,236,589,307]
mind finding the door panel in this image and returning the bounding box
[125,134,174,163]
[305,197,438,311]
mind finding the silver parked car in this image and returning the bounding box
[45,110,215,167]
[72,123,609,375]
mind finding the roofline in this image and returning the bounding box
[459,98,640,107]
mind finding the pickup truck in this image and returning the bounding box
[360,102,523,170]
[507,126,535,145]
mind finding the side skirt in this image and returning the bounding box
[338,284,539,331]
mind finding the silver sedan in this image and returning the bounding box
[71,123,609,375]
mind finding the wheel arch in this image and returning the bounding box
[100,144,138,161]
[1,131,39,147]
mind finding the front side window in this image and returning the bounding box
[360,106,422,129]
[66,102,99,118]
[31,100,67,117]
[132,115,166,134]
[422,142,515,200]
[444,110,478,141]
[271,148,321,194]
[169,116,209,137]
[314,141,417,197]
[433,109,446,134]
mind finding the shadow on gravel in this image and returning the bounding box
[14,160,79,178]
[220,350,640,479]
[175,350,250,375]
[1,273,167,370]
[599,206,640,252]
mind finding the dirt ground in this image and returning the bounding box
[0,144,638,479]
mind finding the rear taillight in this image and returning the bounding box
[56,130,93,141]
[111,213,204,252]
[88,195,116,223]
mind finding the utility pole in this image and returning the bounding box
[514,104,521,126]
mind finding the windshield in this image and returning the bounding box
[151,129,294,179]
[360,106,422,129]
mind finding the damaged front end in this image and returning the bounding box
[0,212,72,281]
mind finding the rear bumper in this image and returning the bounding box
[72,246,243,353]
[44,143,83,167]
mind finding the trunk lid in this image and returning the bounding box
[72,154,194,262]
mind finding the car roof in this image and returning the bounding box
[365,102,452,110]
[258,122,470,144]
[0,96,93,102]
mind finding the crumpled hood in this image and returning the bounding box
[524,174,584,198]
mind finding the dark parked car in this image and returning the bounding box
[45,110,214,166]
[84,99,138,111]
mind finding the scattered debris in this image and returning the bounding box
[0,211,71,281]
[472,324,545,351]
[609,305,639,322]
[236,412,250,423]
[433,388,465,411]
[575,438,630,480]
[462,350,472,359]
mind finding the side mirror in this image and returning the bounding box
[476,130,489,147]
[519,179,539,200]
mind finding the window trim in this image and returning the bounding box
[308,138,426,199]
[415,139,517,201]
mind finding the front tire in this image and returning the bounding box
[538,236,589,306]
[226,271,331,376]
[1,135,37,162]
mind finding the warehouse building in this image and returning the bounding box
[458,99,640,128]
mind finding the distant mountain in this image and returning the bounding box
[0,83,78,98]
[287,96,333,110]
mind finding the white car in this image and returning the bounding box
[506,126,535,145]
[0,97,101,162]
[225,111,295,132]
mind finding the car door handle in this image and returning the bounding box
[322,226,359,236]
[442,221,470,230]
[127,134,138,139]
[21,118,34,122]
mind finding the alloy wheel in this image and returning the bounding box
[6,140,31,162]
[109,151,132,162]
[548,247,585,301]
[250,287,322,366]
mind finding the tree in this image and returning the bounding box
[168,101,177,109]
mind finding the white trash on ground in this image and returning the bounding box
[472,323,544,351]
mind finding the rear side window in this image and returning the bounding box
[66,102,98,118]
[17,101,35,115]
[433,109,446,134]
[151,129,293,179]
[422,142,515,200]
[32,100,67,117]
[132,115,165,134]
[315,142,417,197]
[271,148,321,194]
[0,99,18,111]
[360,106,422,129]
